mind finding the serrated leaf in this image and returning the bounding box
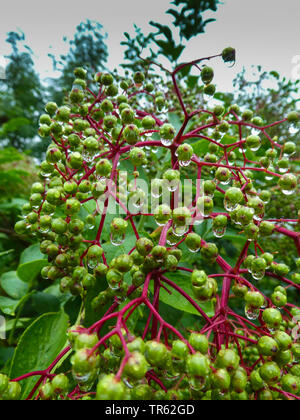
[9,311,69,400]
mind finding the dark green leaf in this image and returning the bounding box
[159,272,215,317]
[0,271,29,299]
[9,311,69,399]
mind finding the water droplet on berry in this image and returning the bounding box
[251,270,265,281]
[86,222,95,230]
[110,233,125,246]
[167,237,177,247]
[187,245,200,253]
[251,128,260,135]
[40,171,51,178]
[123,378,133,389]
[224,199,238,212]
[213,227,226,238]
[161,138,173,147]
[172,224,188,237]
[220,179,231,186]
[87,258,98,270]
[39,227,50,234]
[282,189,295,196]
[167,182,178,193]
[289,125,298,135]
[265,172,274,181]
[250,144,261,152]
[83,150,96,163]
[245,305,259,320]
[72,371,93,386]
[179,160,191,168]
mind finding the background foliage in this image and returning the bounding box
[0,0,299,396]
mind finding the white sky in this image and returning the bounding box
[0,0,300,91]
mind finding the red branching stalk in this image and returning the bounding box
[12,54,300,400]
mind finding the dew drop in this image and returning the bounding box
[187,246,200,254]
[253,214,264,222]
[72,371,93,386]
[83,150,96,163]
[161,138,173,147]
[251,128,260,135]
[213,227,226,238]
[40,171,51,178]
[224,199,238,212]
[220,179,231,186]
[39,227,50,234]
[251,270,265,281]
[167,182,179,193]
[179,160,191,168]
[245,305,259,320]
[172,224,188,238]
[289,125,298,135]
[110,233,125,246]
[265,174,274,181]
[250,145,261,152]
[282,189,295,196]
[87,258,98,270]
[123,379,134,389]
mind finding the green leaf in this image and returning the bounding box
[9,311,69,400]
[0,347,14,368]
[17,260,48,284]
[159,272,215,317]
[31,292,61,314]
[19,244,45,265]
[192,139,209,157]
[102,234,137,264]
[186,75,199,90]
[0,296,19,316]
[18,244,48,283]
[5,318,31,332]
[168,112,183,132]
[0,271,29,300]
[0,198,27,211]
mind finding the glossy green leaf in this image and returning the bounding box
[0,296,19,316]
[9,311,69,400]
[19,244,45,265]
[17,260,48,284]
[159,272,215,317]
[0,271,29,300]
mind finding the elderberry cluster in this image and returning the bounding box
[11,47,300,400]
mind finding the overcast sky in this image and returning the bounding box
[0,0,300,91]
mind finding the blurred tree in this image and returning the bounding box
[233,66,300,139]
[122,0,221,69]
[0,147,37,275]
[0,31,45,156]
[48,20,108,104]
